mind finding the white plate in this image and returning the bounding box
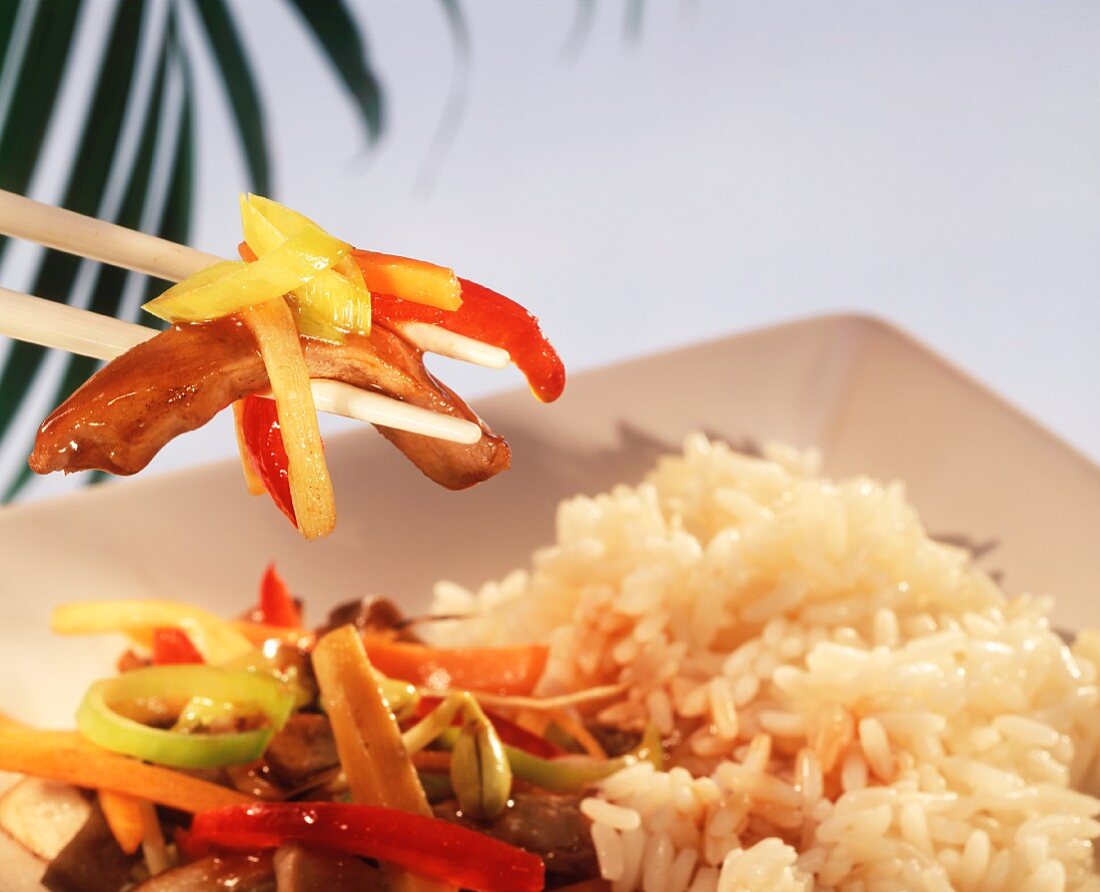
[1,313,1099,884]
[2,312,1098,729]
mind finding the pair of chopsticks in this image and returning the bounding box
[0,190,509,445]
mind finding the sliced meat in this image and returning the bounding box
[29,317,510,490]
[262,714,339,787]
[273,842,385,891]
[40,801,136,892]
[319,596,420,642]
[434,793,597,885]
[132,853,275,891]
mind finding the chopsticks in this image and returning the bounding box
[0,190,510,445]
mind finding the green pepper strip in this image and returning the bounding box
[76,665,295,769]
[432,724,664,794]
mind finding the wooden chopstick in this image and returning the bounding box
[0,285,482,445]
[0,189,510,369]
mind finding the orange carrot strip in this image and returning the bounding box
[362,638,548,697]
[0,727,255,813]
[98,790,145,855]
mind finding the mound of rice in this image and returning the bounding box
[431,435,1100,892]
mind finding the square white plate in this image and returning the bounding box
[2,313,1098,731]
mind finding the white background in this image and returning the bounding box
[5,0,1099,501]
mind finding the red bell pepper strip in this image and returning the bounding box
[151,628,204,665]
[234,243,297,528]
[252,563,301,628]
[368,274,565,404]
[414,697,561,759]
[240,395,297,527]
[184,802,545,892]
[363,637,549,697]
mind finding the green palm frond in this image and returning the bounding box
[415,0,470,193]
[0,0,84,261]
[0,0,147,499]
[285,0,385,143]
[625,0,646,42]
[192,0,270,193]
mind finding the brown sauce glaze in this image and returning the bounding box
[29,317,510,490]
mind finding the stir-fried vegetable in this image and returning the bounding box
[253,563,301,628]
[313,626,429,813]
[403,693,512,819]
[231,399,267,496]
[185,802,545,892]
[143,224,350,323]
[372,278,565,403]
[312,625,450,892]
[239,395,296,524]
[52,600,253,665]
[98,790,145,855]
[363,637,549,696]
[242,296,335,540]
[431,724,663,795]
[0,725,255,812]
[241,195,371,340]
[76,665,294,769]
[352,249,462,311]
[413,696,562,758]
[150,627,204,665]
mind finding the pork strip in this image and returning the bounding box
[29,317,509,489]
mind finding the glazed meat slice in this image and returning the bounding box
[29,317,510,489]
[434,793,597,884]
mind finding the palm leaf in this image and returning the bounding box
[190,0,269,194]
[0,0,145,497]
[414,0,470,194]
[283,0,384,143]
[88,9,197,493]
[139,18,196,311]
[0,0,83,261]
[0,0,22,60]
[625,0,645,42]
[560,0,596,61]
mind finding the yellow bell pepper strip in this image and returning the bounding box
[184,802,545,892]
[240,295,335,539]
[52,600,253,665]
[142,224,350,323]
[98,790,145,855]
[351,249,461,311]
[362,636,549,696]
[313,625,450,892]
[241,195,371,339]
[0,725,255,813]
[75,665,295,769]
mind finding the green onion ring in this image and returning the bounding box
[76,665,295,769]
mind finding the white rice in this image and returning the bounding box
[430,434,1100,891]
